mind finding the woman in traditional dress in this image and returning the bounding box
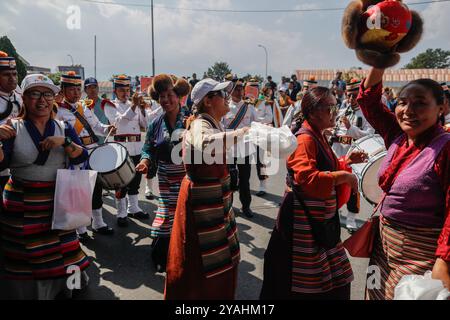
[164,78,249,300]
[0,74,90,299]
[260,86,367,300]
[136,74,190,273]
[358,68,450,300]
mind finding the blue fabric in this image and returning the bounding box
[23,119,56,165]
[141,106,191,161]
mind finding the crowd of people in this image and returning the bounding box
[0,49,449,300]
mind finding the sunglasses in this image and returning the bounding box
[26,90,55,101]
[208,90,230,100]
[318,104,339,115]
[347,93,357,99]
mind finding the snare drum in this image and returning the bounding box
[347,135,387,205]
[88,142,136,190]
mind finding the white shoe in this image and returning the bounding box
[346,212,357,230]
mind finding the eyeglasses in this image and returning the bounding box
[26,90,55,101]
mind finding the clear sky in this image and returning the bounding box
[1,0,449,82]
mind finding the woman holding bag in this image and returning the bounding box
[357,68,450,300]
[260,87,367,300]
[0,74,90,299]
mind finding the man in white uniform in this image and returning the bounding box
[0,51,22,193]
[252,82,273,196]
[56,72,115,238]
[222,77,257,218]
[104,75,148,227]
[331,79,375,232]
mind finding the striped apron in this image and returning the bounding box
[366,215,442,300]
[150,160,186,238]
[188,174,240,278]
[0,178,90,280]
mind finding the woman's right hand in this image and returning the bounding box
[0,119,16,141]
[136,159,150,174]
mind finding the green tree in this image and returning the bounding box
[404,48,450,69]
[48,72,62,85]
[206,62,232,81]
[0,36,28,83]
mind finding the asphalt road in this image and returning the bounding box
[71,159,371,300]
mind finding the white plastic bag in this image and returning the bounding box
[52,168,97,231]
[247,122,298,159]
[394,271,450,300]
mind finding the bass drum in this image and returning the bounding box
[88,142,136,190]
[347,134,387,205]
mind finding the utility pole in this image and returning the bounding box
[151,0,155,76]
[258,44,268,79]
[94,35,97,79]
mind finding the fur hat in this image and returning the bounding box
[149,74,190,101]
[341,0,423,68]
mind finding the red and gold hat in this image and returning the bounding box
[113,74,131,88]
[346,78,361,92]
[303,76,317,88]
[61,71,82,87]
[0,51,16,71]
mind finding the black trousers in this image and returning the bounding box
[347,191,360,214]
[236,156,251,210]
[256,147,268,181]
[92,177,103,210]
[116,155,142,199]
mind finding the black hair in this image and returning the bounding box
[398,78,444,105]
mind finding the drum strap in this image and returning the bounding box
[70,104,99,145]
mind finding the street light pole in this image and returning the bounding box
[67,54,74,66]
[151,0,155,76]
[258,44,268,79]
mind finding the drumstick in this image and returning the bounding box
[104,125,115,143]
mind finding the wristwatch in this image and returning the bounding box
[62,136,72,148]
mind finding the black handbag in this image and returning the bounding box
[288,174,341,250]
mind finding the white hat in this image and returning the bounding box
[21,74,60,94]
[191,78,233,106]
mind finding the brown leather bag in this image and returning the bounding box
[343,193,385,258]
[343,215,379,258]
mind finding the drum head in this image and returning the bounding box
[360,152,387,205]
[89,142,129,173]
[347,134,386,158]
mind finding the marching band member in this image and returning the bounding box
[84,77,115,144]
[252,84,273,196]
[56,72,115,237]
[330,79,375,232]
[0,51,22,195]
[0,74,90,299]
[136,74,190,272]
[104,75,149,227]
[222,77,257,218]
[302,76,318,93]
[360,68,450,299]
